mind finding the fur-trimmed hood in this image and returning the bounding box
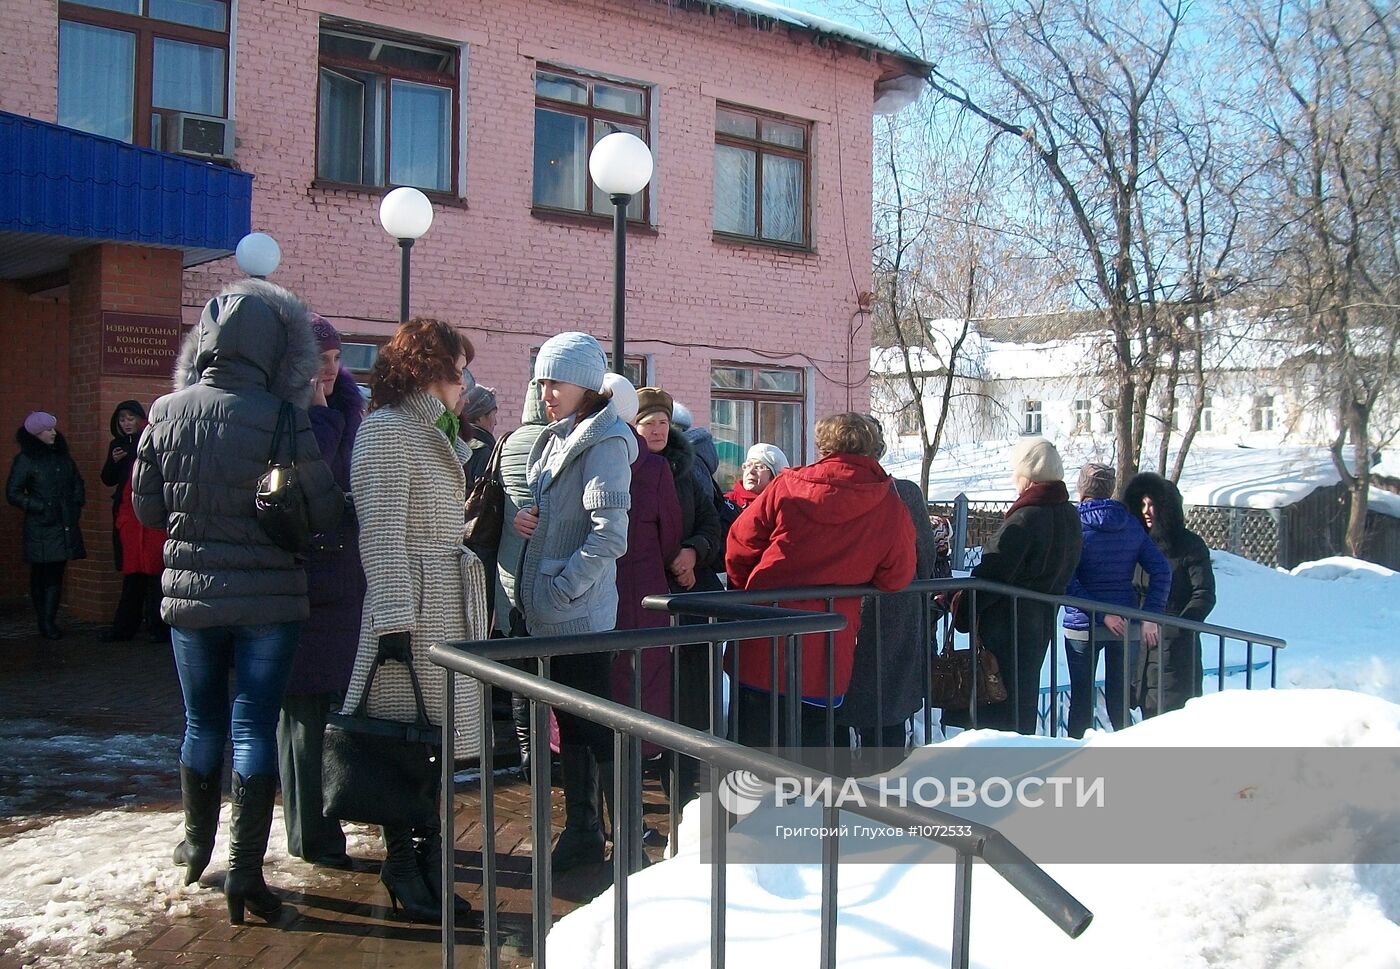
[109,400,146,439]
[15,427,70,458]
[174,278,319,406]
[659,426,695,481]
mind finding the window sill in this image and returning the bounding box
[309,179,467,209]
[530,206,657,235]
[712,231,814,255]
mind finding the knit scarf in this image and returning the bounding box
[434,408,460,443]
[1007,479,1069,516]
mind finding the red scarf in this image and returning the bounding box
[1007,479,1069,516]
[725,483,761,509]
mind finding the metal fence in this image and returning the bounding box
[427,576,1284,969]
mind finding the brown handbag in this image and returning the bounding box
[930,592,1010,710]
[462,431,510,554]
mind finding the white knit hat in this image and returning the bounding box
[1009,436,1064,483]
[745,443,789,476]
[534,332,607,391]
[601,372,638,423]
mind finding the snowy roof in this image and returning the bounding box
[882,439,1400,516]
[662,0,933,78]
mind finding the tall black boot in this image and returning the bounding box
[225,772,282,925]
[551,744,604,871]
[102,574,144,642]
[414,813,473,920]
[380,825,439,923]
[172,763,222,885]
[41,582,63,640]
[512,691,532,779]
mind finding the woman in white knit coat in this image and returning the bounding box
[341,317,487,923]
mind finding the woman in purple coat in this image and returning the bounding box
[276,316,365,868]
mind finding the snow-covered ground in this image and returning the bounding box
[544,555,1400,968]
[2,555,1398,967]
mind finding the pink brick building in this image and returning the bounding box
[0,0,926,615]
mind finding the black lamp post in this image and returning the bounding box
[378,187,434,323]
[588,132,654,373]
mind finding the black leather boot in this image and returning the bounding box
[380,825,440,923]
[172,763,221,885]
[551,745,605,871]
[225,772,282,925]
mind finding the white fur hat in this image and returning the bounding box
[601,371,638,423]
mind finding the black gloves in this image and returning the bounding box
[376,631,412,664]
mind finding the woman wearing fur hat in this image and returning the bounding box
[99,400,167,643]
[1124,471,1216,718]
[7,411,86,640]
[514,332,635,870]
[276,315,367,870]
[340,317,484,922]
[132,280,345,925]
[951,437,1081,735]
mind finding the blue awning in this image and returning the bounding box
[0,111,253,281]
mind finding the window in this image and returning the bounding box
[1073,398,1091,434]
[58,0,229,148]
[1252,394,1275,432]
[340,339,381,399]
[533,67,650,220]
[1199,393,1213,433]
[1101,403,1116,435]
[710,364,805,487]
[713,104,810,247]
[317,23,459,193]
[1023,400,1043,436]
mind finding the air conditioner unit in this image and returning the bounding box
[165,112,234,162]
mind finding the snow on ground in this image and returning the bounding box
[548,690,1400,969]
[0,731,382,968]
[544,553,1400,968]
[886,437,1400,515]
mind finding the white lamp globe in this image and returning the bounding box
[379,187,435,240]
[589,132,653,197]
[235,232,281,277]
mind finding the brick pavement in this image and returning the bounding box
[0,605,670,968]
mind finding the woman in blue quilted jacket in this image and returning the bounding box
[1062,463,1171,737]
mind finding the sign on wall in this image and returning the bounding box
[100,312,181,378]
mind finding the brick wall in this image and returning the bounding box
[181,0,881,451]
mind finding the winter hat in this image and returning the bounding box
[635,387,674,423]
[309,314,341,352]
[23,411,57,436]
[602,372,639,423]
[462,384,498,422]
[1077,462,1117,500]
[745,443,789,477]
[671,401,694,431]
[534,332,607,391]
[1009,436,1063,484]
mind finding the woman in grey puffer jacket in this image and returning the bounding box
[132,279,343,925]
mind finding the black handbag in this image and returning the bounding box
[462,430,510,555]
[322,654,440,828]
[931,592,1010,710]
[254,403,311,554]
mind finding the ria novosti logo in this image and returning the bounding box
[717,770,767,816]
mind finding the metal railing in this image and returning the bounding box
[428,575,1283,968]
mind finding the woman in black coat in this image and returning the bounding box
[7,411,86,639]
[1124,472,1216,717]
[952,437,1081,735]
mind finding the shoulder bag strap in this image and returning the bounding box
[351,652,435,731]
[267,402,295,467]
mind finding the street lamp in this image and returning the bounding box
[235,232,281,279]
[588,132,653,373]
[378,187,434,323]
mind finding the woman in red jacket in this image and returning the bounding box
[726,412,916,748]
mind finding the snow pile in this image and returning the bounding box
[547,691,1400,969]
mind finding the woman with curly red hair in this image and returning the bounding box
[339,317,488,922]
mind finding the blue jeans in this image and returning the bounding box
[1066,634,1140,738]
[171,622,302,778]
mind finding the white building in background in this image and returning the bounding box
[869,312,1381,456]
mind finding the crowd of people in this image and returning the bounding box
[5,277,1217,926]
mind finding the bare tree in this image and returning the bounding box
[1239,0,1400,555]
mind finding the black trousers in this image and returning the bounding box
[110,573,165,637]
[276,692,347,862]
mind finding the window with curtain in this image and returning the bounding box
[710,364,805,488]
[58,0,229,149]
[1023,400,1043,436]
[713,103,810,247]
[316,24,458,194]
[532,67,650,221]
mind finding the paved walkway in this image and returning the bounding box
[0,606,661,969]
